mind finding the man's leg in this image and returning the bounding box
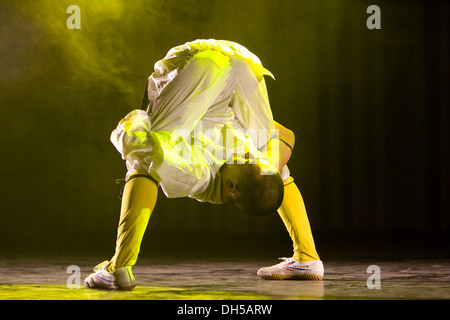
[257,176,323,280]
[278,177,320,262]
[85,175,158,290]
[109,175,158,271]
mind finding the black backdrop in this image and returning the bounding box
[0,0,448,259]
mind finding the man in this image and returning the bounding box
[84,40,323,290]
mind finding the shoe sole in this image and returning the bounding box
[84,283,136,291]
[258,273,323,281]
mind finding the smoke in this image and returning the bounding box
[0,0,279,97]
[1,0,162,96]
[0,2,47,86]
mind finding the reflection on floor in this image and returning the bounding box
[1,256,449,300]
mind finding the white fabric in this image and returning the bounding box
[111,39,290,204]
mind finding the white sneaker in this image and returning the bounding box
[257,258,324,280]
[84,261,136,291]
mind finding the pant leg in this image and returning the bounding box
[149,50,233,138]
[111,50,235,181]
[230,57,275,149]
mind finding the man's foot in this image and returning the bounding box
[257,258,324,280]
[84,261,136,291]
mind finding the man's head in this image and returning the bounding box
[221,161,284,217]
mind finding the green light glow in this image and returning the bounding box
[0,284,270,300]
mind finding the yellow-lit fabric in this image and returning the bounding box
[110,41,291,204]
[108,176,158,271]
[278,177,320,262]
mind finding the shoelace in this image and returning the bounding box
[278,257,294,261]
[93,261,110,272]
[273,257,295,266]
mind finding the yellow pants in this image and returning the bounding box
[108,175,319,271]
[278,177,320,262]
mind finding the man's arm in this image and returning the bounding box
[274,121,295,170]
[262,121,295,172]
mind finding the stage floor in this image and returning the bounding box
[1,256,449,300]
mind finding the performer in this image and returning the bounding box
[84,40,323,290]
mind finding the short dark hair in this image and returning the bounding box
[235,164,284,217]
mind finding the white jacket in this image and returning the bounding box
[111,39,289,203]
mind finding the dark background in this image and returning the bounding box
[0,0,448,261]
